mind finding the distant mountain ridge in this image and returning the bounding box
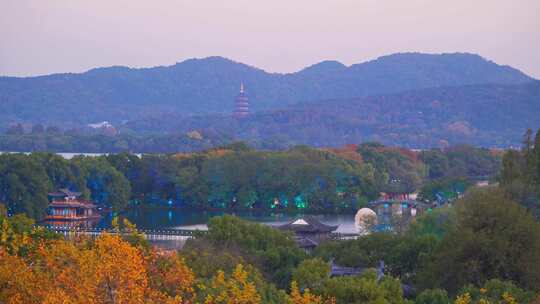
[0,52,534,129]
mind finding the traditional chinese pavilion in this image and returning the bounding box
[278,216,338,252]
[380,191,412,201]
[233,82,249,118]
[46,189,100,221]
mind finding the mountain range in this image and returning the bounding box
[0,52,538,148]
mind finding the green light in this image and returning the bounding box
[294,195,307,209]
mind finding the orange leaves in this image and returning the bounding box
[1,229,338,304]
[146,251,196,303]
[35,239,100,304]
[93,234,148,304]
[0,249,44,304]
[0,232,199,304]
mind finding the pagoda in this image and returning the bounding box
[233,82,249,118]
[45,189,100,222]
[278,216,338,252]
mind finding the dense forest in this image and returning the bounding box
[0,142,502,220]
[0,53,531,130]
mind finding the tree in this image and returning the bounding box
[0,154,51,219]
[314,272,405,304]
[93,234,148,304]
[145,251,196,303]
[415,289,450,304]
[205,215,306,288]
[458,279,535,304]
[523,129,534,156]
[289,281,327,304]
[535,129,540,190]
[203,264,261,304]
[419,188,540,293]
[419,150,449,180]
[0,248,45,303]
[292,258,330,290]
[74,157,131,212]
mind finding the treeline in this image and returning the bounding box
[0,152,131,219]
[106,144,378,212]
[0,131,229,153]
[500,128,540,216]
[0,143,501,220]
[2,186,539,303]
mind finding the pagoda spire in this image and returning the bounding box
[234,82,249,118]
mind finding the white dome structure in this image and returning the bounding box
[355,208,378,235]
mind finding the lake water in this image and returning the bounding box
[95,209,360,234]
[45,208,414,249]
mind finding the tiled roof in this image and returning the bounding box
[48,188,82,197]
[278,216,338,233]
[294,236,319,249]
[49,199,97,209]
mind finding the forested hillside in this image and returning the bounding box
[126,81,540,148]
[0,53,533,129]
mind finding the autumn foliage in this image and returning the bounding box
[0,218,328,304]
[0,228,196,304]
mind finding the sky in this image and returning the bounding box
[1,0,540,78]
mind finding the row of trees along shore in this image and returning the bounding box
[0,142,502,220]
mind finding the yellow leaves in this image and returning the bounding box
[454,291,519,304]
[455,293,472,304]
[111,216,120,230]
[289,281,326,304]
[502,292,517,304]
[94,233,148,304]
[0,218,24,254]
[204,264,261,304]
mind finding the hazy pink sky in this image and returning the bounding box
[1,0,539,78]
